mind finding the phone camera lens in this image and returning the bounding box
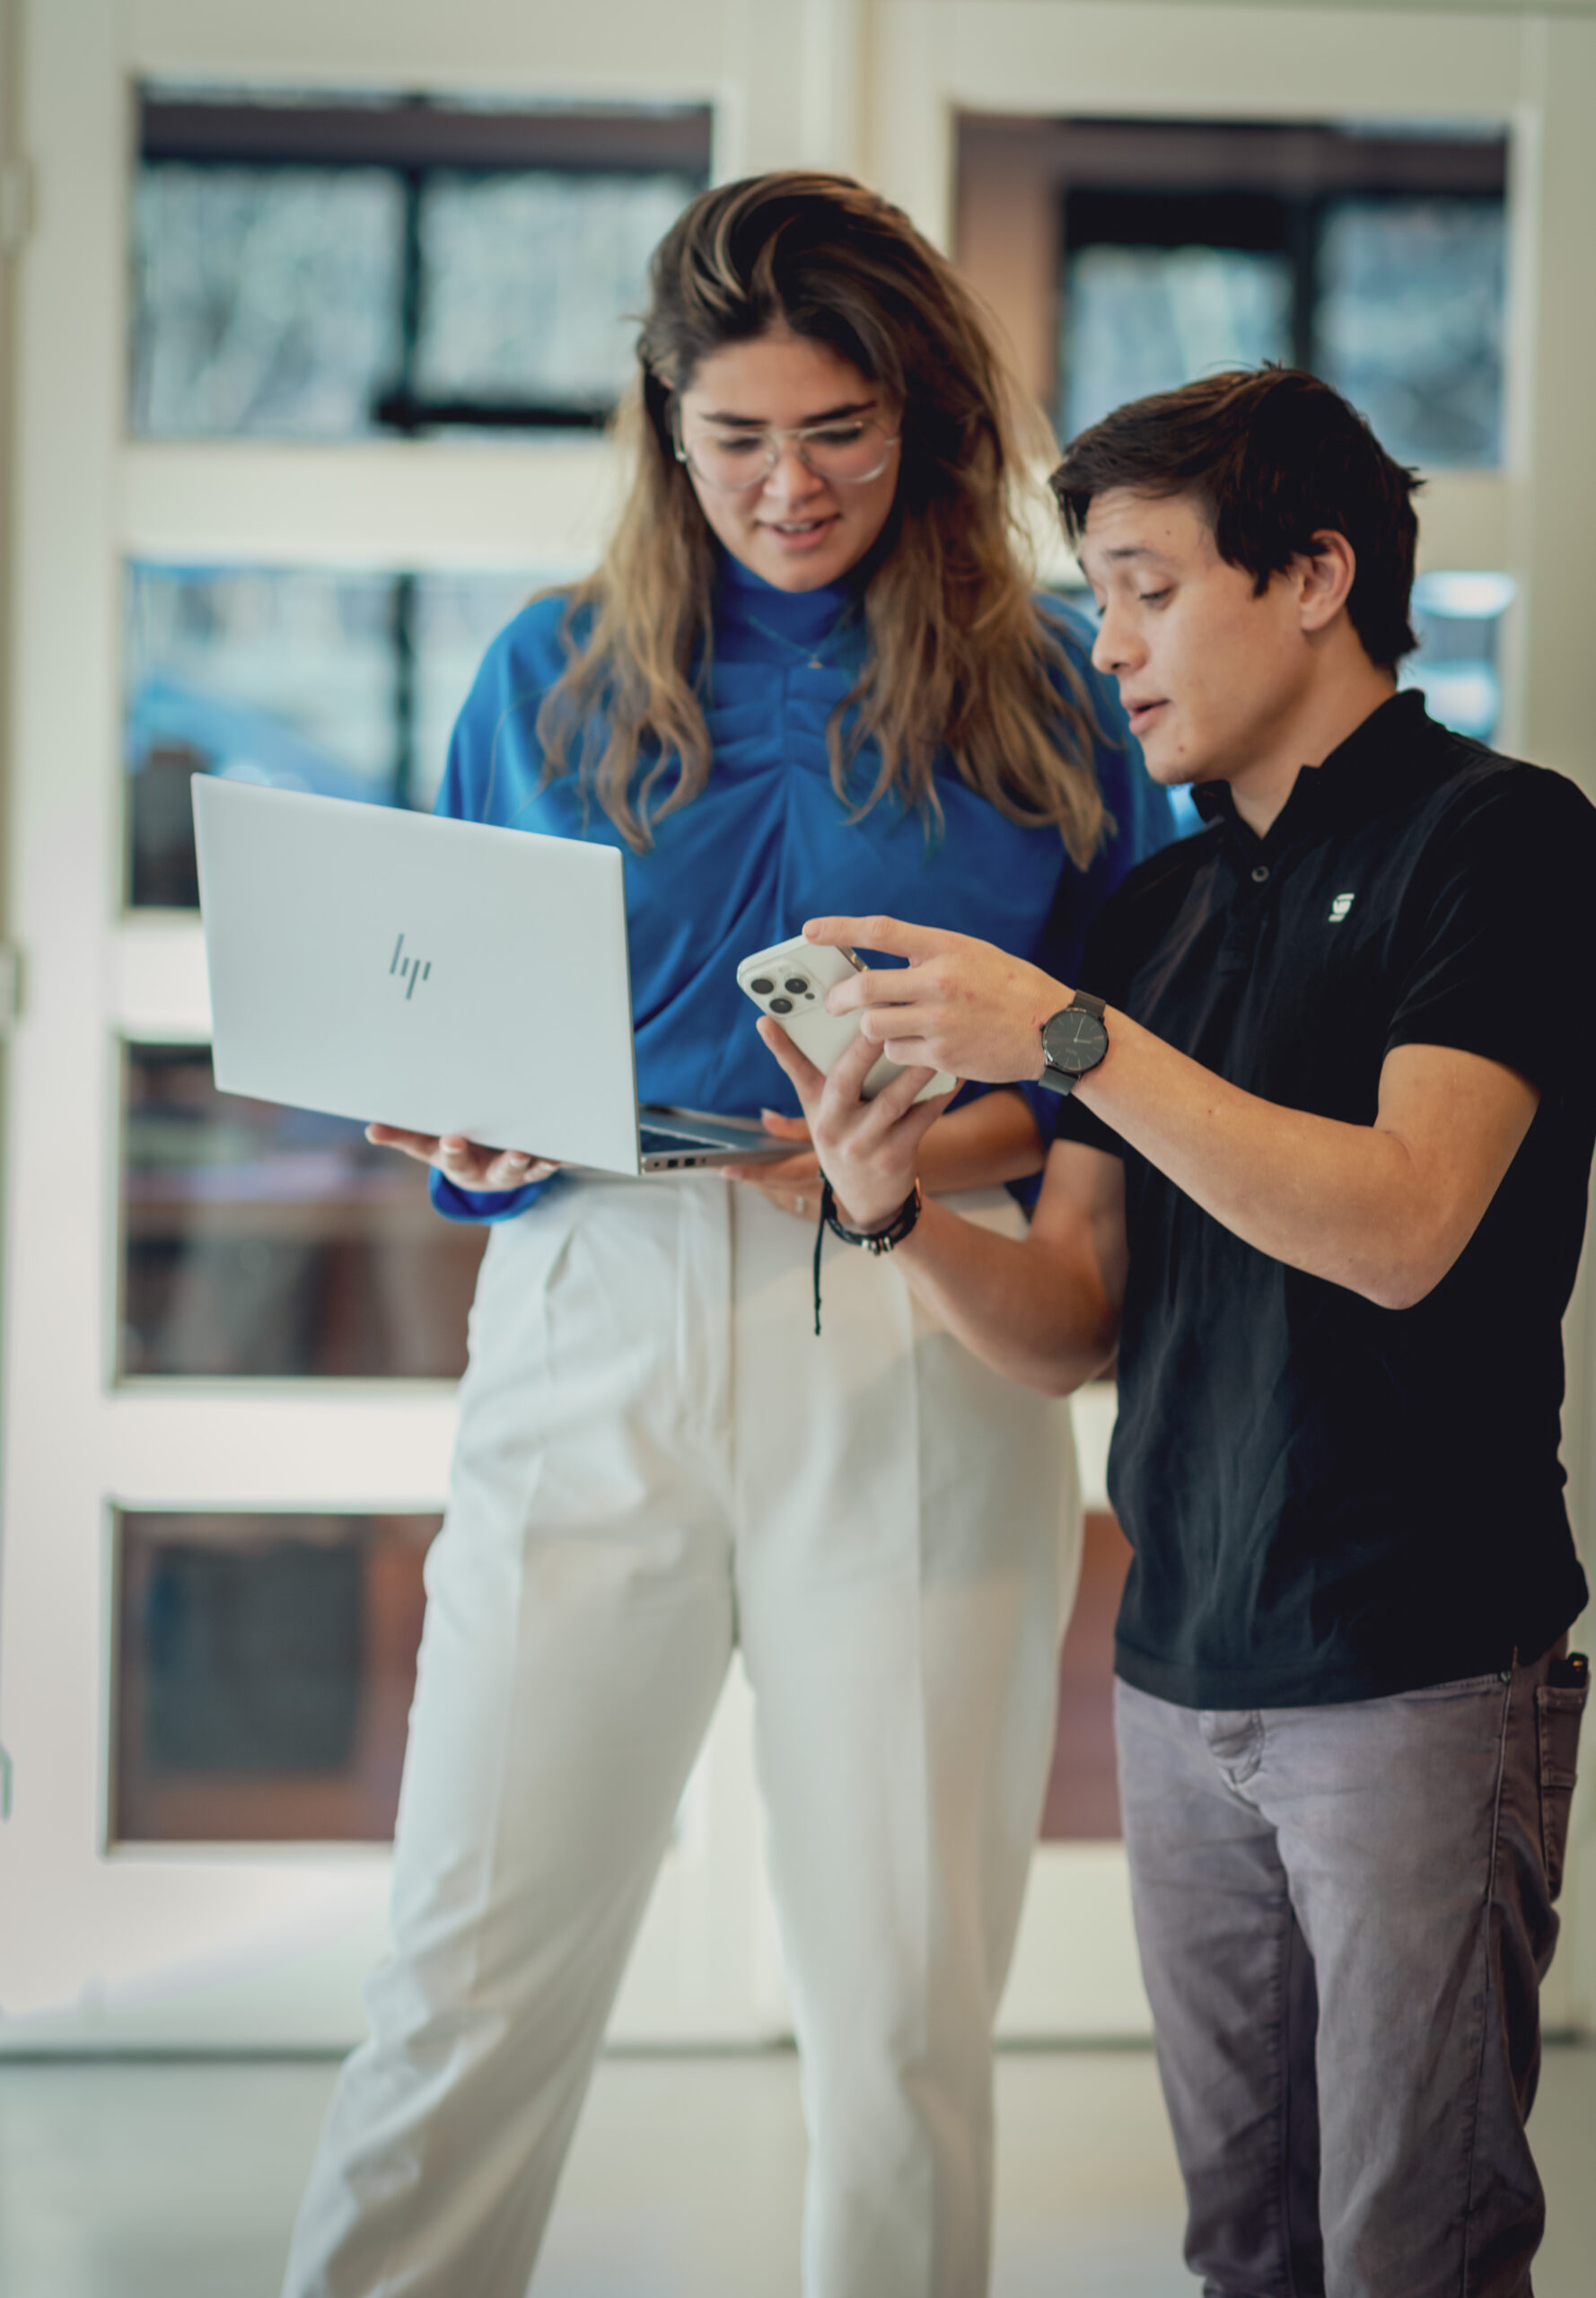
[785,977,809,995]
[750,977,774,996]
[769,996,794,1014]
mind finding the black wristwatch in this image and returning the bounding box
[1038,990,1109,1096]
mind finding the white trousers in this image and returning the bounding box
[282,1175,1079,2298]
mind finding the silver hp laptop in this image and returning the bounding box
[192,777,790,1178]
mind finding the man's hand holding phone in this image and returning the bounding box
[804,916,1065,1084]
[754,1018,953,1233]
[365,1126,560,1192]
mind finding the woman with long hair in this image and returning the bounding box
[283,171,1171,2298]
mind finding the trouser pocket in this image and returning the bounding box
[1536,1653,1589,1901]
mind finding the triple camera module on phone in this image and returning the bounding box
[749,974,820,1016]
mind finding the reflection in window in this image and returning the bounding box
[1064,242,1291,442]
[124,564,539,908]
[131,91,709,439]
[114,1511,439,1841]
[120,1044,485,1379]
[1316,200,1505,469]
[1400,569,1513,745]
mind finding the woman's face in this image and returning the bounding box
[674,329,901,592]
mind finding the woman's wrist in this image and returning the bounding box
[914,1088,1043,1194]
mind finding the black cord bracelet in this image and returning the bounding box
[811,1174,925,1336]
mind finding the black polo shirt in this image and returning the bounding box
[1057,690,1595,1708]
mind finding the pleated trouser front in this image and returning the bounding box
[281,1172,1078,2298]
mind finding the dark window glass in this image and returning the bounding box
[413,170,697,417]
[120,1043,485,1379]
[114,1511,438,1842]
[124,565,537,908]
[130,91,709,439]
[1063,241,1291,442]
[131,165,407,438]
[956,117,1509,469]
[1057,135,1506,468]
[1315,197,1506,468]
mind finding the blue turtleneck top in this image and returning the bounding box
[431,551,1174,1221]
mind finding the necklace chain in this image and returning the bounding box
[733,597,857,671]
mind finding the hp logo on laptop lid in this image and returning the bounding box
[389,933,432,999]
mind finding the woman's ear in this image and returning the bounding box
[1298,530,1357,634]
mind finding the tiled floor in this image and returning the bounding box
[0,2042,1592,2297]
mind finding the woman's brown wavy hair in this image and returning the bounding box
[535,171,1107,864]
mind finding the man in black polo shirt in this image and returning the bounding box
[759,369,1594,2295]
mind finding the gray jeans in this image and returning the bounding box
[1115,1645,1588,2298]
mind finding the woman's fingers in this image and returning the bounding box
[758,1108,812,1143]
[723,1149,819,1188]
[721,1140,824,1224]
[482,1153,557,1188]
[366,1123,441,1162]
[367,1125,553,1193]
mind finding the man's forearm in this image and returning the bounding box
[889,1199,1118,1396]
[802,914,1539,1335]
[1074,1011,1529,1310]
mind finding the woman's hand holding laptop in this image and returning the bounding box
[365,1124,560,1191]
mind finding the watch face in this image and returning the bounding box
[1042,1006,1109,1076]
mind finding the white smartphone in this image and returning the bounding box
[735,935,957,1103]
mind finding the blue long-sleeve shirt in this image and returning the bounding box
[432,551,1175,1221]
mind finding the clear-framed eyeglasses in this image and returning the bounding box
[673,409,900,494]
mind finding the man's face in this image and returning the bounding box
[1078,489,1322,789]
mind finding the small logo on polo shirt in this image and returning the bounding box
[1328,892,1355,923]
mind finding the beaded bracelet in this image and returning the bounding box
[811,1174,925,1336]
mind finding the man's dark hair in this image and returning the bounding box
[1050,368,1422,669]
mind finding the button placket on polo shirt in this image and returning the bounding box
[1215,840,1279,978]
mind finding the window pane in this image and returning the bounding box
[411,571,541,811]
[114,1511,438,1842]
[125,565,540,907]
[131,166,405,438]
[1400,568,1513,743]
[414,171,695,411]
[1062,242,1292,442]
[120,1044,485,1379]
[1316,198,1505,468]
